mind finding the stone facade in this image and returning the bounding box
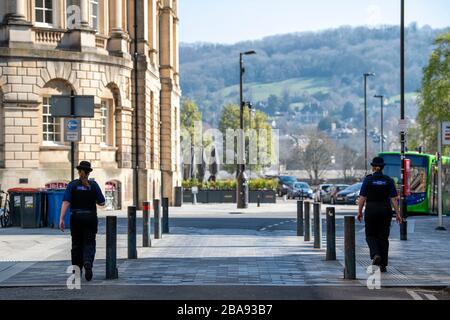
[0,0,182,208]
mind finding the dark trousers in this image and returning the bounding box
[365,212,392,267]
[70,212,98,269]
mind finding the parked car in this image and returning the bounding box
[287,182,314,200]
[335,183,363,205]
[276,176,298,197]
[322,184,350,204]
[314,184,333,202]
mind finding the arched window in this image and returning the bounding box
[42,96,61,143]
[41,79,73,146]
[100,99,114,146]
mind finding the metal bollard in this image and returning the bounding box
[344,216,356,280]
[297,200,304,237]
[304,201,311,242]
[162,197,170,234]
[174,186,183,207]
[127,206,137,259]
[313,203,322,249]
[257,192,261,207]
[326,207,336,261]
[106,216,118,280]
[153,199,162,239]
[143,201,152,247]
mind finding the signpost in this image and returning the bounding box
[436,122,449,231]
[51,92,94,181]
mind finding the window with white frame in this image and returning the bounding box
[35,0,54,26]
[90,0,99,31]
[42,97,61,143]
[100,100,114,146]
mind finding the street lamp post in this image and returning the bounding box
[374,95,385,153]
[364,72,375,173]
[237,51,256,209]
[400,0,408,240]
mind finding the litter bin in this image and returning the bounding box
[46,190,71,229]
[7,188,45,228]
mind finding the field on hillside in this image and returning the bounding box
[215,77,332,102]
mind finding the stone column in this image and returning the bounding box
[107,0,129,56]
[112,0,123,33]
[4,0,28,23]
[1,0,33,47]
[80,0,90,28]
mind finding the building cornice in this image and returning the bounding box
[0,47,134,70]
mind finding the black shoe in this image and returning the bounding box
[84,263,93,282]
[372,255,382,266]
[380,266,387,273]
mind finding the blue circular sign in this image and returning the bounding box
[67,120,78,130]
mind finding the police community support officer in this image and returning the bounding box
[357,157,402,273]
[59,161,106,281]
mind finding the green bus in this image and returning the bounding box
[379,152,450,216]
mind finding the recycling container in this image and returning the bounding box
[7,188,45,228]
[47,190,71,229]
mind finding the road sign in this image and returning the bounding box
[64,118,82,142]
[442,122,450,146]
[51,96,95,118]
[398,119,408,132]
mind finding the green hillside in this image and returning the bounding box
[216,77,332,102]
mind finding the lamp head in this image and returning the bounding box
[374,95,383,99]
[364,72,376,77]
[244,50,256,55]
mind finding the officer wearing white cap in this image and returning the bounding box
[357,157,402,273]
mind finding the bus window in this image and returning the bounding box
[410,167,427,193]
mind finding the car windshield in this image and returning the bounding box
[336,185,349,191]
[280,176,297,184]
[294,183,309,189]
[343,183,362,193]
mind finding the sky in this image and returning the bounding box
[179,0,450,44]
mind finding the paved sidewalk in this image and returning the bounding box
[0,203,449,289]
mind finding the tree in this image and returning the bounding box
[338,145,363,183]
[181,100,202,180]
[219,104,274,174]
[417,32,450,153]
[342,101,355,119]
[299,130,335,184]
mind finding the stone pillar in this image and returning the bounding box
[80,0,90,28]
[1,0,33,47]
[107,0,129,56]
[4,0,27,23]
[112,0,123,33]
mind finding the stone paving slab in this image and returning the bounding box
[0,204,449,289]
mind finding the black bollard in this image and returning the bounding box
[106,216,118,280]
[162,197,169,234]
[174,186,183,207]
[313,203,322,249]
[143,201,151,247]
[257,192,261,207]
[304,201,311,242]
[326,207,336,261]
[297,200,304,237]
[344,216,356,280]
[127,206,137,259]
[153,199,162,239]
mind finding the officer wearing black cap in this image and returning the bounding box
[357,157,402,273]
[59,161,105,281]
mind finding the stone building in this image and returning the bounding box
[0,0,181,208]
